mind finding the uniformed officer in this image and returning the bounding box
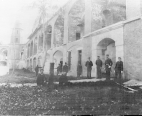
[105,54,113,80]
[85,57,93,79]
[96,56,103,78]
[63,62,68,75]
[115,57,123,80]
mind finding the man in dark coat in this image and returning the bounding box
[115,57,123,80]
[57,63,61,76]
[35,65,39,77]
[63,62,68,75]
[59,72,68,86]
[36,68,46,86]
[96,56,103,78]
[105,54,113,80]
[77,63,82,77]
[85,57,93,79]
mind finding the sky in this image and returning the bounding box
[0,0,69,44]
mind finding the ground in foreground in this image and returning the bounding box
[0,84,142,115]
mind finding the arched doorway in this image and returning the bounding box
[97,38,116,77]
[44,54,50,74]
[53,50,63,74]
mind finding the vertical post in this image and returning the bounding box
[33,38,35,55]
[84,0,92,35]
[51,24,54,49]
[50,63,54,75]
[63,11,69,44]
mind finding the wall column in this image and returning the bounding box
[37,36,39,53]
[84,0,92,35]
[51,24,54,49]
[63,13,69,44]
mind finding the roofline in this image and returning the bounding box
[28,25,43,40]
[27,0,72,42]
[45,0,72,25]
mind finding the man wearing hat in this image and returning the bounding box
[63,62,68,75]
[115,57,123,81]
[36,68,46,86]
[85,57,93,79]
[96,56,103,78]
[105,54,113,80]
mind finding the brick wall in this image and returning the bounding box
[124,19,142,80]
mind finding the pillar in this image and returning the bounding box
[63,12,69,44]
[43,31,45,51]
[84,0,92,35]
[37,35,39,53]
[51,24,54,48]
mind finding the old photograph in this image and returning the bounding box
[0,0,141,115]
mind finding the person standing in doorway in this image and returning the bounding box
[35,65,39,77]
[96,56,103,78]
[63,62,68,75]
[85,57,93,79]
[105,54,113,80]
[115,57,123,81]
[77,62,82,78]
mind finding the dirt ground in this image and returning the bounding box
[0,69,141,115]
[0,84,142,115]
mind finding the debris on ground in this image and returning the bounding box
[123,79,142,87]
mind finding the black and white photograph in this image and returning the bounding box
[0,0,142,115]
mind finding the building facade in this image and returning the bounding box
[0,22,26,70]
[7,0,142,80]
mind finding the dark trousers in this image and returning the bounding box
[115,70,122,84]
[87,69,92,79]
[115,70,122,79]
[97,67,102,78]
[106,70,111,80]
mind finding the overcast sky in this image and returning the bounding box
[0,0,69,44]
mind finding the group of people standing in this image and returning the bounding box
[57,62,68,76]
[85,54,123,80]
[35,54,123,86]
[35,62,69,86]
